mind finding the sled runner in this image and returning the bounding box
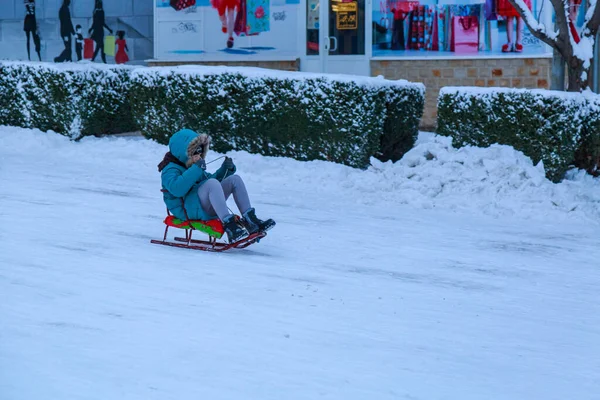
[150,192,266,252]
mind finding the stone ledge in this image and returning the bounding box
[147,59,301,72]
[371,58,552,130]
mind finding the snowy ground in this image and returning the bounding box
[1,126,600,400]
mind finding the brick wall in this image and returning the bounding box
[0,0,153,63]
[147,59,301,72]
[371,57,552,130]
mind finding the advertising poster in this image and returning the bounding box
[155,0,300,59]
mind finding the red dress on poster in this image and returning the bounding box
[115,39,129,64]
[211,0,241,48]
[211,0,240,16]
[497,0,531,18]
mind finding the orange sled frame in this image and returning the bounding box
[150,192,266,252]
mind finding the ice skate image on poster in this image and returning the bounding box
[170,0,197,11]
[156,0,198,14]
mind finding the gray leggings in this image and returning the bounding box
[197,175,252,221]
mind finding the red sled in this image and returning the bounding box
[83,38,94,59]
[150,194,266,252]
[170,0,196,11]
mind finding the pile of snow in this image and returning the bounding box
[1,127,599,223]
[361,133,600,221]
[226,132,600,223]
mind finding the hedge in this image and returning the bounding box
[0,62,424,168]
[0,61,136,139]
[437,87,600,182]
[574,95,600,177]
[130,66,424,169]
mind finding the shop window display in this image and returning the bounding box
[372,0,559,57]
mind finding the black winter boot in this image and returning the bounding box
[242,208,276,234]
[223,215,249,243]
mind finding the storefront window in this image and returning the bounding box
[307,0,320,54]
[372,0,551,57]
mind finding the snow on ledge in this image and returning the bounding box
[0,60,139,73]
[132,65,424,91]
[0,61,424,92]
[440,86,599,103]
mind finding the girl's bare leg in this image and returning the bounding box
[507,17,514,45]
[226,7,235,37]
[516,17,523,45]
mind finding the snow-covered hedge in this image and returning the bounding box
[0,62,137,139]
[437,87,600,182]
[129,66,424,168]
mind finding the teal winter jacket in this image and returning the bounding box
[160,129,236,221]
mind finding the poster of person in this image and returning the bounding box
[155,0,298,58]
[24,0,42,61]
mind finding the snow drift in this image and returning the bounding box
[1,127,599,223]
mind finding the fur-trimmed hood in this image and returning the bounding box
[184,134,210,167]
[167,129,210,168]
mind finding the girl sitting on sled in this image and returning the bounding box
[158,129,275,244]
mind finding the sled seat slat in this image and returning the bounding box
[152,190,265,251]
[163,215,225,239]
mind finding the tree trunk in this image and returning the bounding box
[551,49,566,91]
[567,58,591,92]
[567,66,580,92]
[594,33,600,93]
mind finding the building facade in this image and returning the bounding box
[153,0,557,72]
[0,1,596,129]
[153,0,587,127]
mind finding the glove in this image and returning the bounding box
[222,157,235,171]
[195,158,206,170]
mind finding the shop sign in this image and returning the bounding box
[336,1,358,30]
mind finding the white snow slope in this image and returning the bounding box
[1,126,600,400]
